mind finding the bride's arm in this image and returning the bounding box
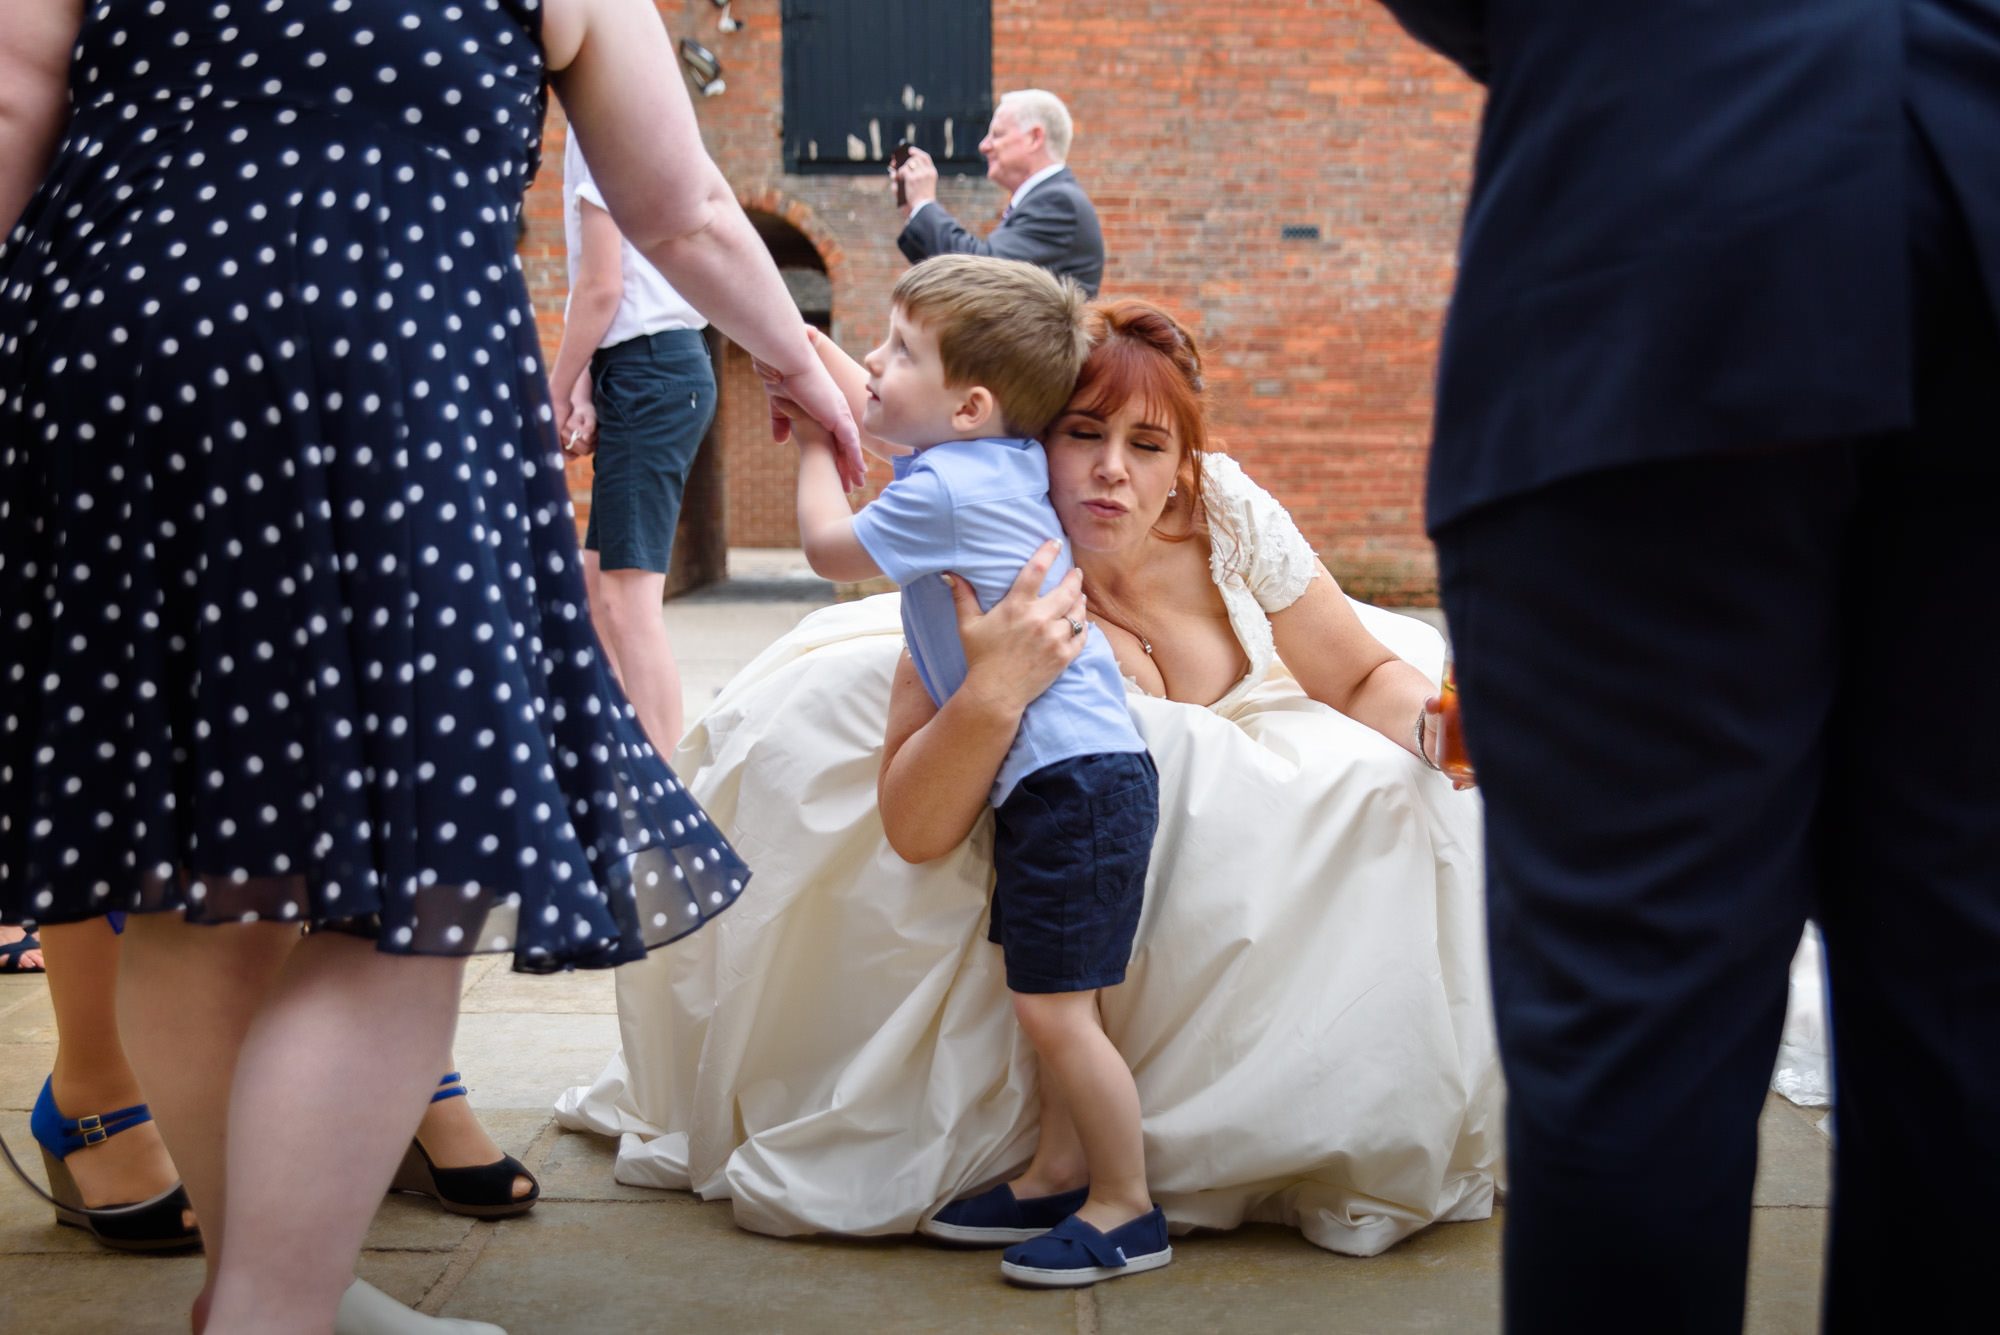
[878,543,1087,861]
[1270,564,1441,759]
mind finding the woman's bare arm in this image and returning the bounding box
[546,197,623,450]
[878,545,1087,861]
[877,653,1010,862]
[0,0,83,233]
[541,0,862,486]
[1270,565,1439,758]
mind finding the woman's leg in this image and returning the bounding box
[117,914,298,1293]
[201,930,464,1335]
[1009,1065,1089,1199]
[591,563,684,752]
[1011,991,1147,1232]
[38,919,187,1223]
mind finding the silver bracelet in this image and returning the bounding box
[1413,709,1443,771]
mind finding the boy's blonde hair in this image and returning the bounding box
[890,255,1091,440]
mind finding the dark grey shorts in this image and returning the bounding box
[584,328,716,573]
[988,751,1159,995]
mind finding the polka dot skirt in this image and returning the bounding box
[0,0,749,971]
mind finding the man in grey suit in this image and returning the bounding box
[894,89,1105,298]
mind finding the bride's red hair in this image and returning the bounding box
[1060,299,1209,538]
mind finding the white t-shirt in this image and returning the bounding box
[562,136,706,347]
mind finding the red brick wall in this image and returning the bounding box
[720,341,799,547]
[524,1,1480,601]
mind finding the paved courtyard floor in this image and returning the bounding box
[0,556,1830,1333]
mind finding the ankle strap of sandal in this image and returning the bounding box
[431,1072,469,1104]
[32,1078,154,1159]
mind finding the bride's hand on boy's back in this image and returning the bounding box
[948,540,1090,718]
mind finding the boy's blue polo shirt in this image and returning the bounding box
[848,437,1145,806]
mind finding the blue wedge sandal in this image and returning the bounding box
[10,1077,201,1252]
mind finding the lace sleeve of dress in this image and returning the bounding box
[1202,454,1321,613]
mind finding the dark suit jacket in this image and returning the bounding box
[897,167,1106,298]
[1379,0,2000,528]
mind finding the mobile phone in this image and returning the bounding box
[892,138,912,207]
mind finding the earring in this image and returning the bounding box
[1167,488,1178,500]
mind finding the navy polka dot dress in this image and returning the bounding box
[0,0,749,971]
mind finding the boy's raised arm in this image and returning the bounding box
[758,328,911,463]
[794,423,884,583]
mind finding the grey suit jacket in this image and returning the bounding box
[896,167,1105,297]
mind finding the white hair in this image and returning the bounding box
[997,89,1073,162]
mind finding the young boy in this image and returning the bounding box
[782,256,1168,1287]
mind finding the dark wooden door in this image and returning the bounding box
[780,0,993,176]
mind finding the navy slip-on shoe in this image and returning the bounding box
[998,1207,1172,1287]
[918,1182,1092,1246]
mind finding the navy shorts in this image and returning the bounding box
[988,751,1159,995]
[584,328,716,573]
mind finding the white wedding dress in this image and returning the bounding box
[558,457,1502,1257]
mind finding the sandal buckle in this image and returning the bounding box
[78,1114,107,1145]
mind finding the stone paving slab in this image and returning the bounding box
[439,1199,1080,1335]
[0,984,56,1046]
[534,1126,681,1204]
[1743,1208,1828,1335]
[450,1011,621,1112]
[1752,1095,1832,1209]
[3,1252,209,1334]
[364,1191,480,1253]
[0,1042,50,1112]
[1098,1217,1500,1335]
[0,1249,451,1334]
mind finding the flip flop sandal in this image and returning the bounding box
[0,929,45,973]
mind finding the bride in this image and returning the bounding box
[559,300,1500,1257]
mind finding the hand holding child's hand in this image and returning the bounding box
[756,347,865,491]
[768,389,834,449]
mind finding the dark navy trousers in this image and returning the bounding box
[1436,125,2000,1332]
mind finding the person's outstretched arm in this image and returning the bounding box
[878,544,1087,862]
[1270,566,1468,783]
[785,406,881,582]
[543,0,863,487]
[0,0,83,233]
[893,148,1085,275]
[547,197,623,454]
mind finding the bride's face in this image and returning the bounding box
[1043,394,1184,554]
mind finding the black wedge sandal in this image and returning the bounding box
[390,1073,540,1220]
[0,1077,202,1252]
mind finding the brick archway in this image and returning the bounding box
[711,194,851,552]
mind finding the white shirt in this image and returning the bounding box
[908,161,1066,225]
[562,137,706,347]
